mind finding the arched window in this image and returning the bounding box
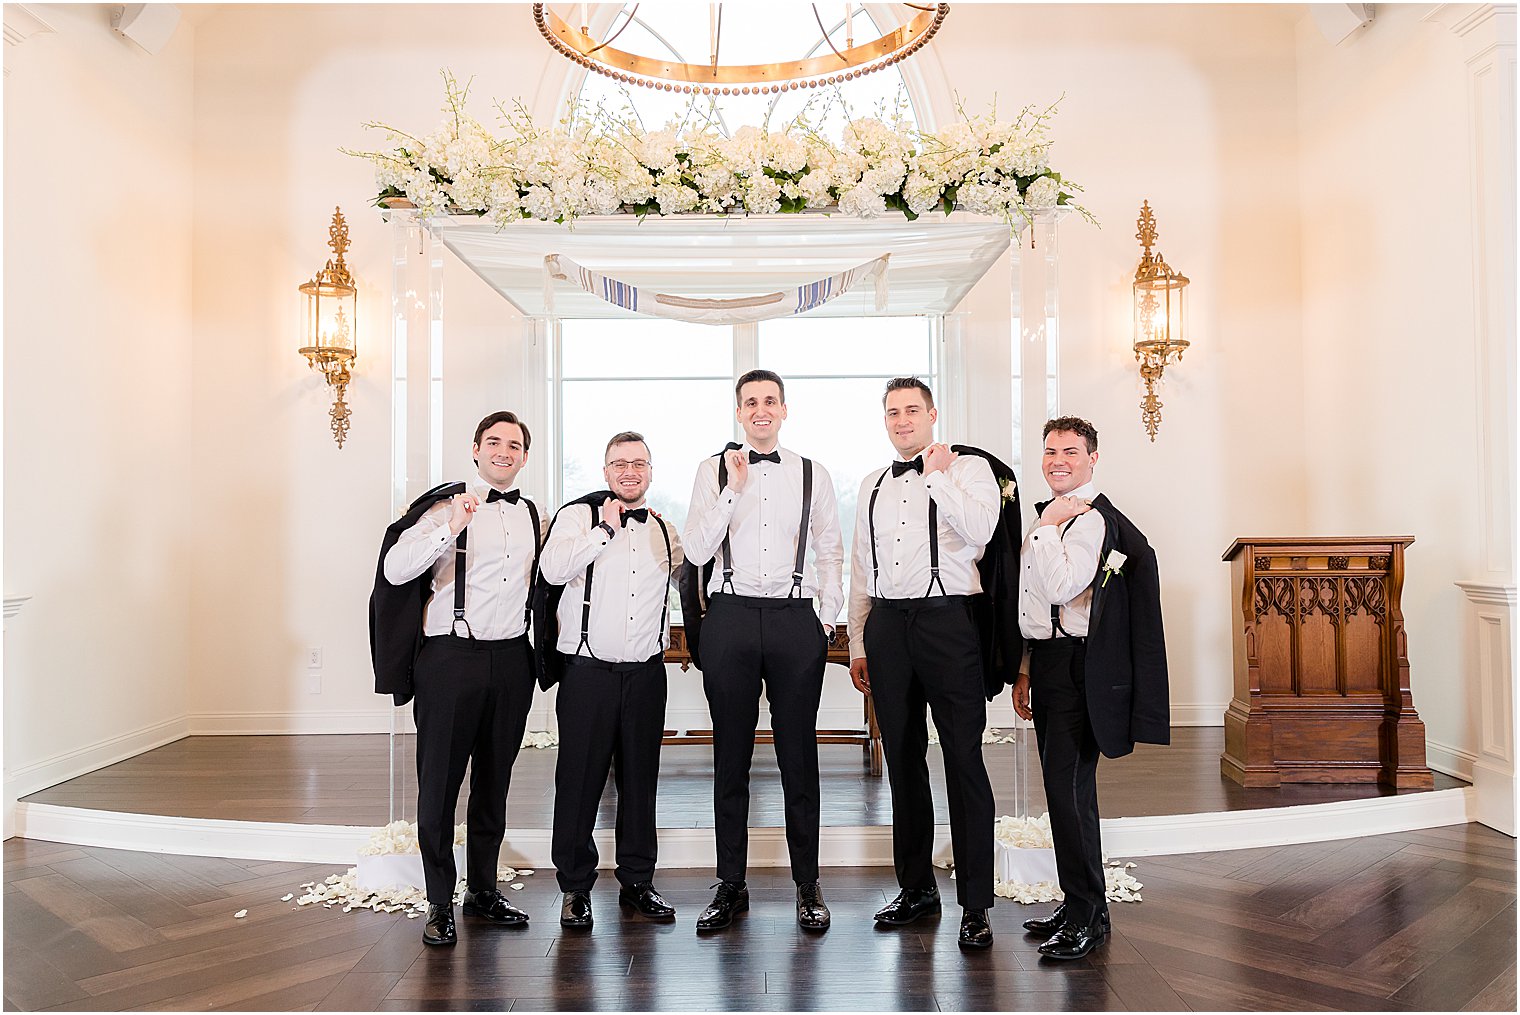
[573,5,920,137]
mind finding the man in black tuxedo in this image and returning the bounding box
[847,377,1001,948]
[382,411,543,946]
[1012,416,1169,960]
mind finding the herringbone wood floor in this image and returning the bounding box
[3,826,1514,1011]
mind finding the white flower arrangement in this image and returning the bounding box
[349,73,1091,228]
[998,476,1018,506]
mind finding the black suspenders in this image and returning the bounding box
[790,458,813,599]
[718,450,813,598]
[866,467,946,598]
[1050,515,1082,637]
[451,529,471,637]
[449,496,541,640]
[574,507,674,660]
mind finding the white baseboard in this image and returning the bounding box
[1168,702,1225,727]
[4,715,189,801]
[4,715,190,840]
[1104,786,1474,855]
[189,711,414,736]
[1426,738,1479,782]
[14,786,1475,868]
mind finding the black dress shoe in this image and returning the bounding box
[618,882,676,920]
[874,886,942,926]
[958,908,994,949]
[1022,902,1068,939]
[422,903,456,946]
[1023,903,1110,940]
[696,881,749,931]
[560,890,593,929]
[1038,918,1107,960]
[462,887,529,926]
[796,881,831,931]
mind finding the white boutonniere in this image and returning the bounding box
[998,476,1018,506]
[1101,549,1128,587]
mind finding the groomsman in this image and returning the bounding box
[539,432,683,930]
[382,411,542,946]
[683,369,844,932]
[1013,416,1170,960]
[847,377,1000,949]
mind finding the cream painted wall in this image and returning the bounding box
[1294,5,1487,772]
[3,3,196,828]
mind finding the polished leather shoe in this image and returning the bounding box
[1024,904,1109,940]
[1038,918,1107,960]
[462,887,529,926]
[696,881,749,931]
[958,908,994,949]
[874,886,942,926]
[618,882,676,920]
[796,881,831,931]
[560,890,593,929]
[421,903,456,946]
[1022,902,1068,939]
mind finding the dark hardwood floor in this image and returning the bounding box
[21,729,1464,829]
[3,826,1514,1011]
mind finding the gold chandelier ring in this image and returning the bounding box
[532,3,949,94]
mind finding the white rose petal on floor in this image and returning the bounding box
[992,814,1145,904]
[292,821,530,917]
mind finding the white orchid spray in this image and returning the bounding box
[347,72,1092,228]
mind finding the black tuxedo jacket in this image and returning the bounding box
[949,445,1025,700]
[1037,493,1171,758]
[530,490,615,691]
[369,482,466,707]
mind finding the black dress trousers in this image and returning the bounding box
[700,593,828,884]
[1029,637,1107,925]
[551,656,668,892]
[864,596,995,909]
[412,633,536,905]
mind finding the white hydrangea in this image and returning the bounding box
[1024,175,1061,210]
[837,184,886,219]
[654,181,699,215]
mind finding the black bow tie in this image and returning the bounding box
[748,450,781,465]
[620,508,648,527]
[486,488,520,504]
[891,457,924,478]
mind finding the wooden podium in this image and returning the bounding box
[1221,537,1433,788]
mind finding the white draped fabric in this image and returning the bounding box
[542,252,891,325]
[407,214,1020,319]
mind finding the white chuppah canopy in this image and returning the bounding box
[418,213,1016,320]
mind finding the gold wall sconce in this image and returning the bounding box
[1132,200,1189,441]
[299,207,358,448]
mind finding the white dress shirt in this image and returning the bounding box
[847,452,1001,658]
[683,444,844,624]
[539,502,685,663]
[383,474,544,640]
[1018,481,1106,641]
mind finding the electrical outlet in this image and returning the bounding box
[307,646,323,669]
[306,670,322,695]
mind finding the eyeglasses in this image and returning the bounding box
[605,459,651,472]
